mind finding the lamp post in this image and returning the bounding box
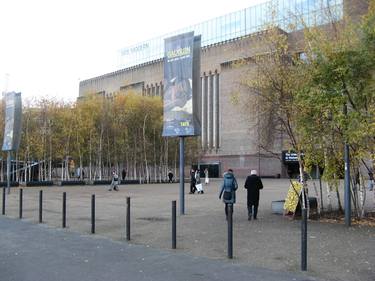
[343,104,351,226]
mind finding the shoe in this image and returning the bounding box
[189,192,193,194]
[253,217,257,220]
[108,189,112,191]
[248,213,252,221]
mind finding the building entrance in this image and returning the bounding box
[192,163,220,178]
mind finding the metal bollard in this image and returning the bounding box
[91,194,95,234]
[227,204,233,259]
[62,192,66,228]
[39,190,43,223]
[126,197,130,241]
[301,207,308,271]
[172,200,176,249]
[2,187,5,215]
[19,188,23,219]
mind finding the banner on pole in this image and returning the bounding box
[162,32,201,137]
[2,92,22,151]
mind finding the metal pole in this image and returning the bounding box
[344,143,351,226]
[7,151,11,194]
[91,194,95,234]
[62,192,66,228]
[179,136,185,215]
[227,204,233,259]
[172,200,176,249]
[19,188,23,219]
[39,190,43,223]
[301,207,307,271]
[343,103,351,227]
[2,187,5,215]
[126,197,130,241]
[317,166,323,210]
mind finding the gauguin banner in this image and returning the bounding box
[162,32,201,137]
[2,92,22,151]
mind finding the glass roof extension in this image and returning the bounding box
[118,0,343,68]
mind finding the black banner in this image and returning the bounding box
[282,150,304,163]
[162,32,201,137]
[2,92,22,151]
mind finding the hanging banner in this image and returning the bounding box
[2,92,22,151]
[162,32,201,137]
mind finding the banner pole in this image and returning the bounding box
[179,136,185,215]
[7,151,11,194]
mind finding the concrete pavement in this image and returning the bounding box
[0,217,318,281]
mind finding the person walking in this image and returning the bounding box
[204,168,209,185]
[168,170,174,183]
[189,169,196,194]
[219,169,238,219]
[109,171,119,191]
[244,169,263,220]
[368,172,374,191]
[121,169,127,180]
[195,169,204,194]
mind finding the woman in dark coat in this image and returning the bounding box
[189,169,196,194]
[244,169,263,220]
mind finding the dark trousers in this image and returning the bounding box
[247,201,259,219]
[190,182,196,193]
[225,203,234,217]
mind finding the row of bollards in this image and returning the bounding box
[62,192,66,228]
[39,190,43,223]
[91,194,95,234]
[2,190,302,266]
[3,190,177,249]
[2,187,5,215]
[126,197,130,240]
[227,204,233,259]
[19,188,23,219]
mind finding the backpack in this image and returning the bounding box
[222,176,235,203]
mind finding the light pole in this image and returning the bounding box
[343,104,351,226]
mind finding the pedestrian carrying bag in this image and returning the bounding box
[223,191,232,201]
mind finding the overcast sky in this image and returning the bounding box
[0,0,268,102]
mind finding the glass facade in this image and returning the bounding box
[118,0,343,68]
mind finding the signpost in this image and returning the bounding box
[2,92,22,194]
[283,181,303,216]
[163,32,201,215]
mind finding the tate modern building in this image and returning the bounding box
[78,0,366,177]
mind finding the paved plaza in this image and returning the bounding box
[1,179,374,281]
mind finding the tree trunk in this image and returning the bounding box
[99,127,103,180]
[335,185,343,213]
[174,143,178,181]
[89,133,92,180]
[15,153,19,182]
[142,114,149,183]
[1,159,3,182]
[49,128,52,180]
[326,182,332,212]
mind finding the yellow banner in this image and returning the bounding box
[284,181,302,214]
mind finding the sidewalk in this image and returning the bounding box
[0,217,318,281]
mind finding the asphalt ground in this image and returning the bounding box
[0,216,319,281]
[1,179,374,281]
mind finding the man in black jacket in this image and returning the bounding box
[244,169,263,220]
